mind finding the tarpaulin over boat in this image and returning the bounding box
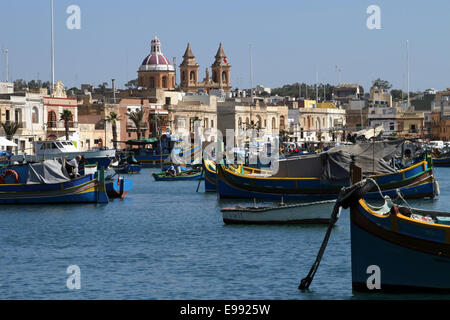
[272,140,407,181]
[26,159,71,184]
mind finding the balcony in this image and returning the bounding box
[126,123,148,132]
[47,121,78,130]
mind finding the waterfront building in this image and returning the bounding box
[168,94,218,142]
[344,100,369,132]
[0,90,47,154]
[217,97,288,145]
[369,86,392,108]
[332,84,362,105]
[293,101,346,142]
[44,81,78,141]
[368,106,424,139]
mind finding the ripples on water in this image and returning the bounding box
[1,168,450,300]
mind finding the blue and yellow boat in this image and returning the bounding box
[215,156,437,200]
[432,155,450,167]
[0,160,108,204]
[349,179,450,291]
[203,160,271,192]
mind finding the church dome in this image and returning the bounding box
[139,36,175,72]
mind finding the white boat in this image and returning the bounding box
[221,199,339,224]
[10,140,116,169]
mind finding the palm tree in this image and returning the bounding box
[106,112,121,149]
[60,109,73,140]
[151,114,165,137]
[279,129,289,142]
[128,107,145,140]
[1,121,20,152]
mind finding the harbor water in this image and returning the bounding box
[1,168,450,300]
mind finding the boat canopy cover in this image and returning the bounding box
[26,159,72,184]
[273,140,407,181]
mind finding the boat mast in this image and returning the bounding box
[50,0,55,91]
[406,40,410,108]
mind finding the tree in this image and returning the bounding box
[60,109,73,141]
[13,79,27,91]
[372,78,392,90]
[125,79,138,89]
[151,114,166,137]
[128,107,145,140]
[390,89,404,102]
[98,82,108,91]
[106,112,121,150]
[1,121,20,152]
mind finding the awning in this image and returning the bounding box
[0,137,17,147]
[125,138,159,145]
[354,125,384,140]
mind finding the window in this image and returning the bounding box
[32,107,39,123]
[162,76,167,88]
[165,97,171,105]
[222,72,227,83]
[48,111,57,127]
[211,119,214,128]
[190,71,195,81]
[149,77,155,88]
[280,116,285,130]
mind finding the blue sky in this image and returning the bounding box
[1,0,449,92]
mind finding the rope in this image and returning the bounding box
[299,178,377,290]
[298,195,342,290]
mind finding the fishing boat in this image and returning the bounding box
[349,184,450,291]
[123,137,200,167]
[10,140,116,169]
[105,176,133,199]
[151,168,203,181]
[216,140,438,200]
[203,160,271,193]
[0,159,109,204]
[432,154,450,167]
[216,157,436,200]
[221,199,339,224]
[299,163,450,292]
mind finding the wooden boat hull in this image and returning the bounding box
[134,145,200,167]
[204,161,218,192]
[203,160,272,193]
[216,160,436,200]
[432,156,450,167]
[350,199,450,291]
[222,200,339,224]
[0,174,109,204]
[105,178,133,199]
